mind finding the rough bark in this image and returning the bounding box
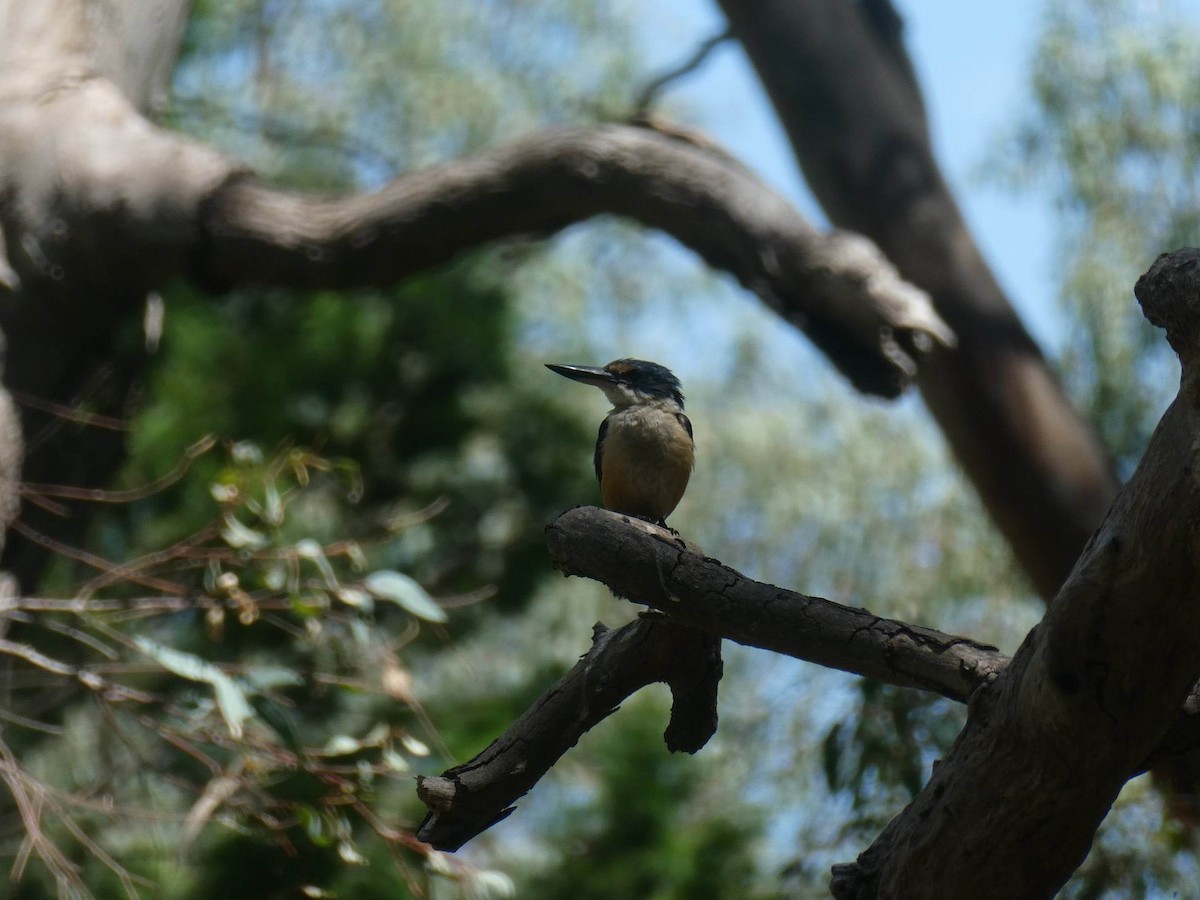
[830,249,1200,899]
[0,0,232,585]
[414,509,1003,851]
[717,0,1119,600]
[545,510,1005,702]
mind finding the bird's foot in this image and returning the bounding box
[646,515,679,535]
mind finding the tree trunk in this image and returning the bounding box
[0,0,202,585]
[718,0,1119,600]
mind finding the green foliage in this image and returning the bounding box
[115,267,593,613]
[999,0,1200,474]
[29,0,1200,894]
[2,2,791,897]
[6,2,640,892]
[821,682,963,830]
[7,444,474,897]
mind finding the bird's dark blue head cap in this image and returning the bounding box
[604,358,684,407]
[545,357,685,408]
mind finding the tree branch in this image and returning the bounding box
[415,616,721,851]
[717,0,1118,597]
[199,124,952,398]
[412,509,1004,851]
[545,509,1004,702]
[631,27,733,118]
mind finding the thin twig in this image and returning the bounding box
[10,522,186,595]
[20,434,217,504]
[0,705,64,735]
[632,27,733,118]
[10,389,129,432]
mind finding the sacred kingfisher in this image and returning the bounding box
[546,358,694,525]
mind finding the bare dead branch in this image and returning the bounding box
[200,124,952,398]
[415,616,721,851]
[547,508,1005,702]
[412,509,998,851]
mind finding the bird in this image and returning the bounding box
[546,358,694,526]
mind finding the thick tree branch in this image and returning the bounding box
[199,124,952,398]
[718,0,1118,598]
[831,249,1200,899]
[0,0,191,116]
[545,509,1004,702]
[415,616,721,851]
[0,26,233,584]
[0,7,957,577]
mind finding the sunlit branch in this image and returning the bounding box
[416,499,1200,853]
[202,124,953,397]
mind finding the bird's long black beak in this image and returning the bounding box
[545,363,617,386]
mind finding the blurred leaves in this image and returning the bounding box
[135,637,256,738]
[520,698,781,900]
[9,2,643,896]
[996,0,1200,475]
[364,571,447,623]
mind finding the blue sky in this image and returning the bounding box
[638,0,1063,347]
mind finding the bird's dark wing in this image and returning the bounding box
[675,412,694,443]
[593,416,609,484]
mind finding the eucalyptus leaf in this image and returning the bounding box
[221,514,269,550]
[363,570,446,623]
[323,735,362,756]
[469,870,516,899]
[135,638,254,738]
[337,840,367,866]
[334,586,374,611]
[295,539,338,587]
[252,696,303,754]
